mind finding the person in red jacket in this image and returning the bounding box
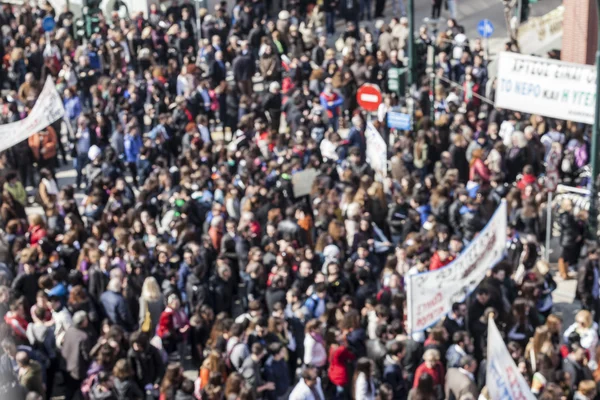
[27,214,47,246]
[516,165,539,192]
[413,349,445,395]
[429,245,454,271]
[328,331,356,398]
[157,294,190,357]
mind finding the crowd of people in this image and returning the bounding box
[0,0,597,399]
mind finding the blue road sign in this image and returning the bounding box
[387,112,411,130]
[42,16,56,32]
[477,19,494,38]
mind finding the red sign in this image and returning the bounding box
[357,84,382,112]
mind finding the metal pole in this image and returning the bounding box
[407,0,415,87]
[545,192,552,261]
[196,0,202,40]
[589,0,600,240]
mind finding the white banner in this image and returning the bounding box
[406,201,507,332]
[0,77,65,153]
[517,6,563,56]
[495,52,595,125]
[487,317,536,400]
[365,122,387,180]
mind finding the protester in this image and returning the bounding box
[0,0,594,399]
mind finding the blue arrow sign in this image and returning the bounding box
[42,16,56,32]
[477,19,494,38]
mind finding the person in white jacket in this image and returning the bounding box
[353,358,376,400]
[303,319,327,367]
[289,366,325,400]
[563,310,599,370]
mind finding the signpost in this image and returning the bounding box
[477,19,494,59]
[387,112,411,130]
[42,16,55,53]
[545,149,561,261]
[357,84,382,113]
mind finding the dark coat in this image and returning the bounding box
[100,290,135,332]
[127,345,165,388]
[61,326,91,381]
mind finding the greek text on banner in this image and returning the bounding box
[487,317,536,400]
[0,77,65,153]
[495,52,596,125]
[406,201,507,332]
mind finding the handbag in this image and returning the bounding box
[141,300,152,333]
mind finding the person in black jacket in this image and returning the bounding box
[577,246,600,321]
[261,82,282,133]
[383,341,408,400]
[559,199,582,278]
[208,51,227,88]
[208,262,234,315]
[460,197,485,243]
[112,359,144,400]
[127,331,165,390]
[448,189,468,237]
[387,194,408,245]
[232,44,256,97]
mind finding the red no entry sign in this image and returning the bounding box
[357,84,382,112]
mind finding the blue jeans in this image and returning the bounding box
[393,0,406,15]
[447,0,457,19]
[74,153,88,187]
[326,11,336,35]
[360,0,371,20]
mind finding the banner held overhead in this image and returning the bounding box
[406,201,507,332]
[495,52,596,125]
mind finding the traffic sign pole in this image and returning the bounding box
[477,19,494,60]
[545,192,552,261]
[544,149,560,261]
[357,84,383,113]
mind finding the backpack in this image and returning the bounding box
[225,341,245,372]
[561,150,575,174]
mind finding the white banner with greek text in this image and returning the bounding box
[0,77,65,153]
[495,52,595,125]
[406,201,506,332]
[365,122,387,181]
[487,317,536,400]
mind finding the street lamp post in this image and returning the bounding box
[589,0,600,239]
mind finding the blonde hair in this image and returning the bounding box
[576,310,593,329]
[141,277,162,302]
[423,349,440,362]
[535,260,550,276]
[578,380,596,397]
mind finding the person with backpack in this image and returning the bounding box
[303,283,327,320]
[225,323,250,373]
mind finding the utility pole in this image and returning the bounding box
[589,0,600,239]
[407,0,416,130]
[407,0,415,87]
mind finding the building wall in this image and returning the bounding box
[561,0,598,65]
